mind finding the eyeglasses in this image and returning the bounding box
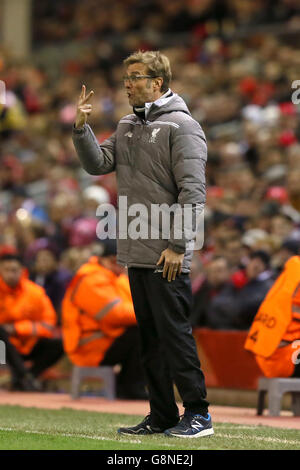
[122,75,157,84]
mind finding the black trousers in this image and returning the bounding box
[0,326,64,379]
[292,352,300,378]
[101,326,146,394]
[128,268,209,429]
[23,337,64,378]
[0,327,27,378]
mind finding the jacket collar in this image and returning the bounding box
[144,89,173,120]
[133,89,174,121]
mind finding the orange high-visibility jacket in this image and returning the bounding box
[0,274,57,355]
[62,257,136,367]
[245,256,300,377]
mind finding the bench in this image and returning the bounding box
[257,377,300,416]
[70,366,116,400]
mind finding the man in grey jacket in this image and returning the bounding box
[72,50,213,438]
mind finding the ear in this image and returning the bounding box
[153,77,163,91]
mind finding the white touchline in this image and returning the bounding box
[0,426,298,446]
[216,432,300,446]
[0,427,142,445]
[0,427,175,447]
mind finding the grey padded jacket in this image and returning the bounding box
[72,91,207,272]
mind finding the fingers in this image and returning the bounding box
[79,104,92,111]
[163,260,169,279]
[162,261,181,282]
[172,266,178,281]
[79,85,94,104]
[80,84,86,100]
[81,90,94,105]
[78,107,92,117]
[169,263,179,282]
[156,254,164,266]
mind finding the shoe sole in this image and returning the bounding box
[117,430,162,436]
[164,428,214,438]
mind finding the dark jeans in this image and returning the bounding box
[101,326,146,395]
[128,268,209,429]
[0,326,64,380]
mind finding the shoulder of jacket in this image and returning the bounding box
[118,114,138,125]
[285,255,300,270]
[84,267,115,287]
[171,114,206,138]
[166,110,199,126]
[23,278,46,297]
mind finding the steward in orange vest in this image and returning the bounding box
[62,239,146,399]
[245,256,300,378]
[0,251,64,391]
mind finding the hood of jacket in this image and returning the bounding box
[145,92,192,122]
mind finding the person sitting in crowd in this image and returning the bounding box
[0,249,64,391]
[222,236,246,276]
[29,238,73,324]
[272,239,300,278]
[190,256,236,329]
[245,255,300,378]
[62,239,147,400]
[233,250,274,330]
[191,251,275,330]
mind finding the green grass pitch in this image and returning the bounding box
[0,405,299,450]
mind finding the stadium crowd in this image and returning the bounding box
[1,0,300,388]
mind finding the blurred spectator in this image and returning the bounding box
[0,251,64,391]
[270,213,295,243]
[272,238,300,277]
[0,92,27,139]
[0,0,300,334]
[82,184,110,216]
[221,236,246,275]
[62,239,147,399]
[245,255,300,378]
[234,250,274,330]
[29,239,73,323]
[190,256,235,327]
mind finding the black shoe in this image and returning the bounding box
[117,415,167,435]
[11,373,43,392]
[164,411,214,438]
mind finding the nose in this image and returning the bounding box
[124,77,132,87]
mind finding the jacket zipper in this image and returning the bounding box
[126,119,146,267]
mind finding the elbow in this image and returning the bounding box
[84,167,101,176]
[81,163,102,176]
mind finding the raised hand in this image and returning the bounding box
[75,84,94,128]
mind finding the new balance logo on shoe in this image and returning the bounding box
[164,412,214,438]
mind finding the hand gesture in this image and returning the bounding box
[75,84,94,128]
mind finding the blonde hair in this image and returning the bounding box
[123,50,172,92]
